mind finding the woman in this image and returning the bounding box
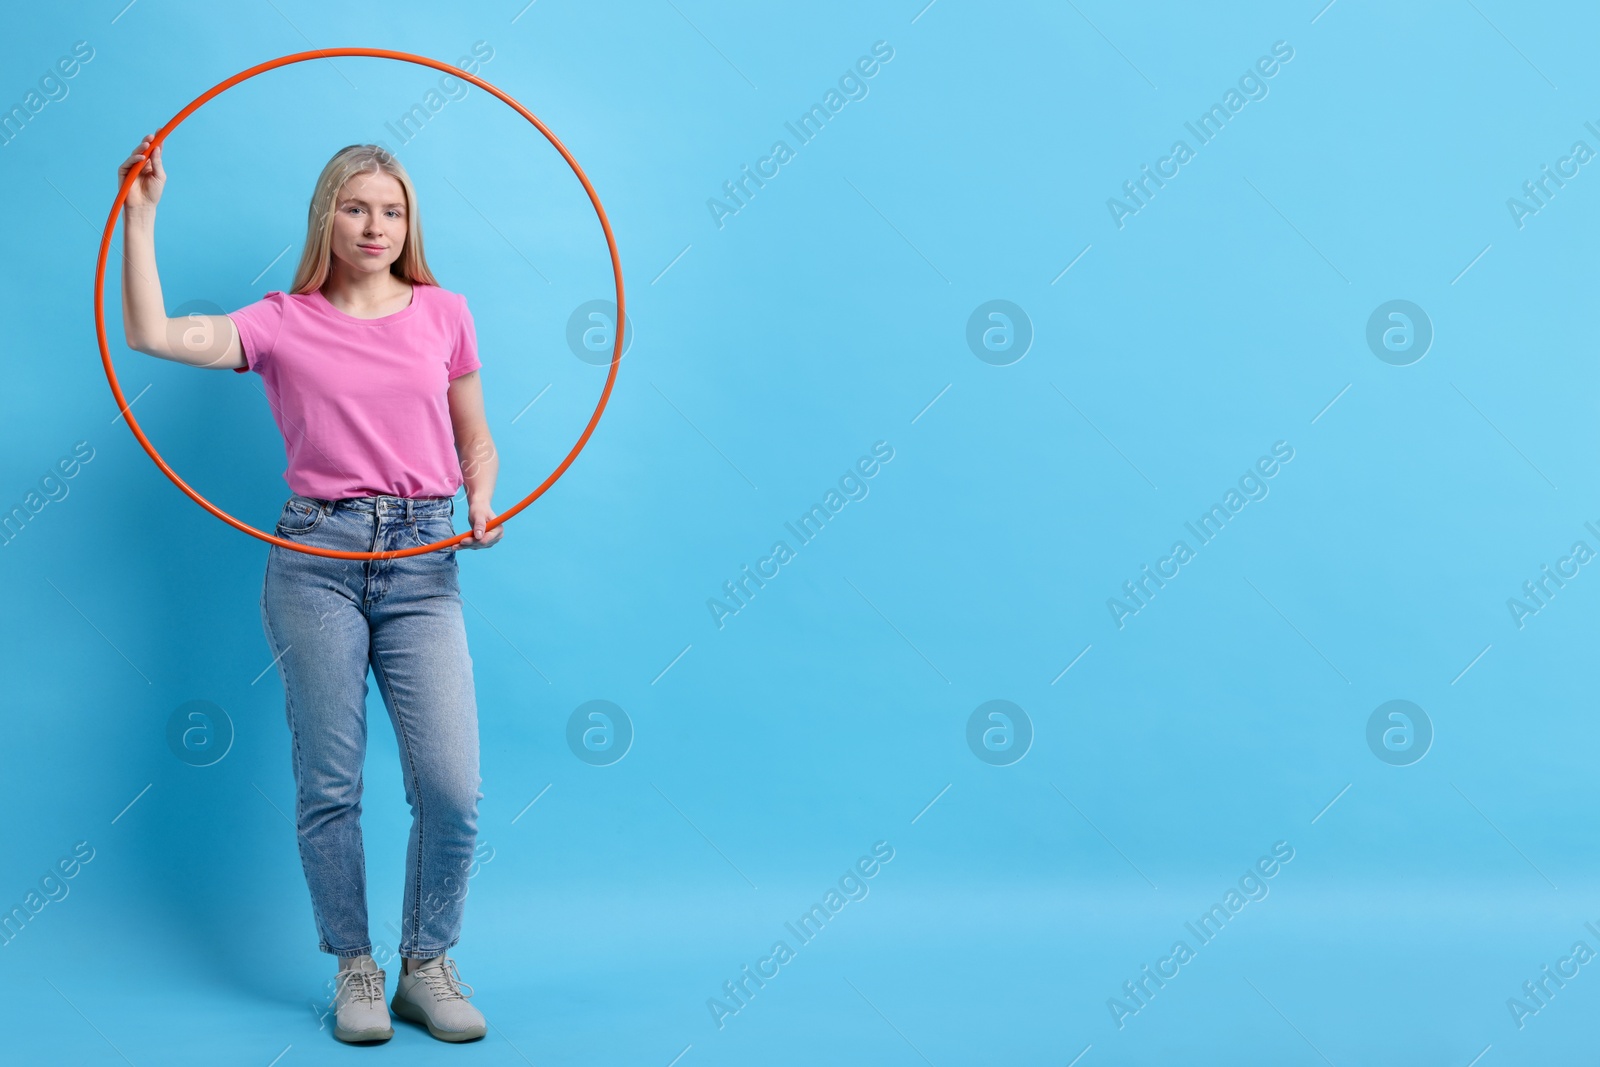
[119,136,500,1045]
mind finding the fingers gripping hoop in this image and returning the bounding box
[94,47,624,560]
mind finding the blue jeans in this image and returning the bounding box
[260,493,482,960]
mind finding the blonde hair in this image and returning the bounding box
[288,144,438,294]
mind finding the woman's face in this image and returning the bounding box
[329,168,408,277]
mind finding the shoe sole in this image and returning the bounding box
[390,994,487,1042]
[333,1023,394,1044]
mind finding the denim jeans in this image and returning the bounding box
[260,493,482,960]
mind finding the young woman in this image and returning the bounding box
[119,137,501,1045]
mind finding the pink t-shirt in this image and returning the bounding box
[228,282,481,499]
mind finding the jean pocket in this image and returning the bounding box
[411,514,457,551]
[275,499,325,536]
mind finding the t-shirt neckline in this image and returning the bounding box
[310,282,420,325]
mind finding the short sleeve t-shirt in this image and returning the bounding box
[227,282,481,499]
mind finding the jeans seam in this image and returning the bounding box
[266,545,372,957]
[370,648,427,956]
[264,564,328,950]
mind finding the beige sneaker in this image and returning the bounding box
[391,954,487,1042]
[332,955,393,1044]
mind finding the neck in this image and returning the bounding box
[322,261,409,305]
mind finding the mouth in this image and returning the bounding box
[357,244,387,255]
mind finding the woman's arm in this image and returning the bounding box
[447,370,503,549]
[118,135,245,370]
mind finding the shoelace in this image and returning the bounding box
[335,966,386,1007]
[414,956,475,1001]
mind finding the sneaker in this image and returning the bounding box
[391,954,487,1042]
[332,955,394,1044]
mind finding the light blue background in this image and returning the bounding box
[2,0,1597,1063]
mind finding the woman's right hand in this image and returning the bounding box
[118,134,165,213]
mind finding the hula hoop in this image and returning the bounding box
[94,47,624,561]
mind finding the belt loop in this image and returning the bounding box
[404,498,414,522]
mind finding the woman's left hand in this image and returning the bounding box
[457,501,504,549]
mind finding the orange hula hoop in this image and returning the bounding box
[94,47,624,561]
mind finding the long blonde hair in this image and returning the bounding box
[288,144,438,294]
